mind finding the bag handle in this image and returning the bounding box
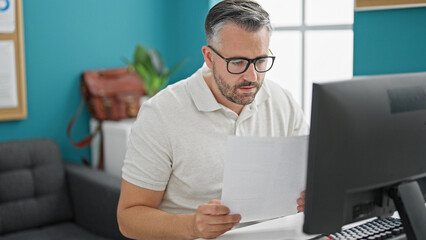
[67,96,104,169]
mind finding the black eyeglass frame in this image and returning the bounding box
[208,45,276,74]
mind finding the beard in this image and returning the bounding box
[212,63,264,105]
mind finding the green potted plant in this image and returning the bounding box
[125,44,186,98]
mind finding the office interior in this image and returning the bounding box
[0,0,425,239]
[0,1,425,162]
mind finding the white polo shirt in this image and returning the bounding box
[122,64,309,214]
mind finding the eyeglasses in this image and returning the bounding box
[208,45,276,74]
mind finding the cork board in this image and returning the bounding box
[0,0,26,121]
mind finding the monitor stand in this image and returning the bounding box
[389,181,426,240]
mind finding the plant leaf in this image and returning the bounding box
[134,44,155,72]
[130,44,187,97]
[135,63,152,88]
[148,49,167,76]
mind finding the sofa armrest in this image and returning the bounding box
[65,162,128,240]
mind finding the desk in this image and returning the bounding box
[215,210,407,240]
[215,213,318,240]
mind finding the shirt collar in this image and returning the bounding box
[188,63,271,113]
[253,78,271,109]
[188,64,222,112]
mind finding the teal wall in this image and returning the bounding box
[354,7,426,75]
[165,0,210,84]
[0,0,209,163]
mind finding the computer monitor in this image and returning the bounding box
[303,72,426,239]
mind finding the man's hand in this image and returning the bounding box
[192,200,241,239]
[297,190,305,212]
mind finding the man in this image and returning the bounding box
[117,0,308,239]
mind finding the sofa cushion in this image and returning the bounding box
[0,139,73,234]
[0,222,110,240]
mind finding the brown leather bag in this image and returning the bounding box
[81,68,144,120]
[67,67,144,169]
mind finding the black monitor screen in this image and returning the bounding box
[303,72,426,239]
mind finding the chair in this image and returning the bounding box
[0,138,128,240]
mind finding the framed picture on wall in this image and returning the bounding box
[0,0,27,121]
[356,0,426,11]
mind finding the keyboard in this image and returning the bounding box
[319,217,406,240]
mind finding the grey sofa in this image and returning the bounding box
[0,138,128,240]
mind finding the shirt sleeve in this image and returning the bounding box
[121,100,172,191]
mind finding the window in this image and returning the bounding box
[258,0,354,120]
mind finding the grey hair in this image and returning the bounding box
[205,0,272,48]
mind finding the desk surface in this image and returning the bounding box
[213,210,406,240]
[215,213,318,240]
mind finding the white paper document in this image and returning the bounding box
[0,0,16,33]
[0,40,18,108]
[221,135,308,223]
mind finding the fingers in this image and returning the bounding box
[194,201,241,239]
[195,214,241,228]
[297,197,304,206]
[200,213,241,225]
[208,199,221,205]
[194,214,241,239]
[296,198,305,212]
[297,190,306,212]
[196,203,241,224]
[198,202,231,215]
